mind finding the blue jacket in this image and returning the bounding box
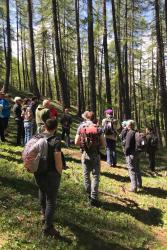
[0,99,11,118]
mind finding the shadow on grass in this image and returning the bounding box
[0,176,37,197]
[60,221,130,250]
[101,172,129,183]
[101,201,163,226]
[0,154,22,164]
[138,186,167,199]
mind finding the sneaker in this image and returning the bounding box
[43,227,60,238]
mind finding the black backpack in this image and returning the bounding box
[150,135,158,148]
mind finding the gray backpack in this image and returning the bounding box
[22,135,48,173]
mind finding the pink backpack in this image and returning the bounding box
[22,135,48,173]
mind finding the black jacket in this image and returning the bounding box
[125,129,136,156]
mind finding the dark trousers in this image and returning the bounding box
[15,119,24,145]
[0,118,5,141]
[3,117,9,130]
[61,127,70,147]
[35,172,61,230]
[147,150,156,171]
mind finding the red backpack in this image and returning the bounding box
[80,123,100,151]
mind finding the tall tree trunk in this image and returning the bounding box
[52,0,70,108]
[27,0,40,98]
[124,0,131,118]
[155,0,167,146]
[52,40,60,101]
[87,0,96,115]
[16,1,22,90]
[4,0,11,93]
[103,0,111,105]
[165,0,167,38]
[20,18,26,90]
[75,0,85,116]
[111,0,128,120]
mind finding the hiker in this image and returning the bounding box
[102,109,118,167]
[0,92,7,142]
[75,111,105,207]
[29,96,39,134]
[34,118,63,238]
[125,120,142,192]
[146,127,158,172]
[13,97,24,145]
[35,100,51,133]
[60,108,72,147]
[119,120,128,153]
[4,94,13,136]
[21,105,34,144]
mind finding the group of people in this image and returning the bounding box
[0,93,158,238]
[0,92,72,146]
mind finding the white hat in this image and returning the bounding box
[14,96,22,103]
[81,111,89,120]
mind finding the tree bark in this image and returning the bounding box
[111,0,128,120]
[155,0,167,145]
[103,0,111,105]
[27,0,40,98]
[87,0,96,115]
[4,0,11,93]
[52,0,70,108]
[75,0,85,116]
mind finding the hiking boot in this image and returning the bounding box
[43,227,60,238]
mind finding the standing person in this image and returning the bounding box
[30,96,38,134]
[22,105,34,144]
[75,111,105,207]
[119,121,128,152]
[125,120,142,192]
[4,94,13,135]
[146,127,158,173]
[13,97,24,145]
[102,109,117,167]
[0,92,6,142]
[35,100,51,133]
[34,118,63,237]
[60,108,72,147]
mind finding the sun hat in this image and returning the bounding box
[81,111,89,120]
[14,96,22,103]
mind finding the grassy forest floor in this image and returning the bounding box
[0,102,167,250]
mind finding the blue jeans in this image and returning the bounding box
[24,121,33,144]
[35,171,61,230]
[81,152,100,200]
[105,138,117,166]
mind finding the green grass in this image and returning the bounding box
[0,111,167,249]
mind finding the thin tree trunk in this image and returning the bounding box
[155,0,167,145]
[27,0,40,98]
[75,0,85,115]
[103,0,111,105]
[111,0,127,120]
[4,0,11,93]
[16,1,22,90]
[87,0,96,115]
[52,0,70,108]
